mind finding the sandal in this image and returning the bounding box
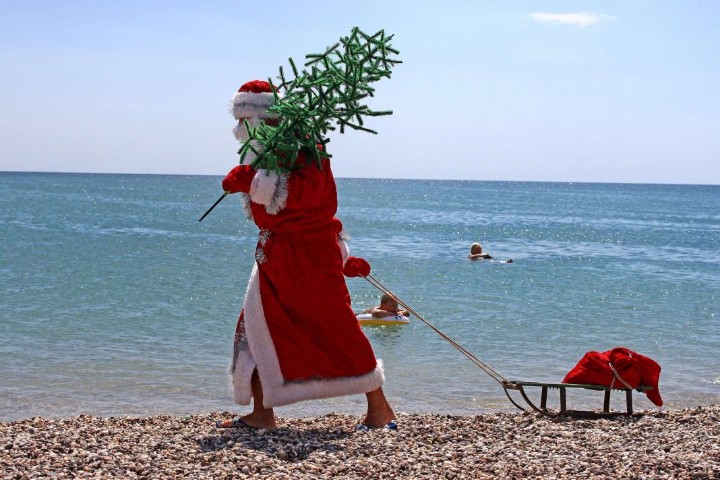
[356,420,398,431]
[215,417,255,429]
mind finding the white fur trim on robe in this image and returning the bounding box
[232,264,385,408]
[339,237,350,263]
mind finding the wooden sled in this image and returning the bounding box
[502,380,654,418]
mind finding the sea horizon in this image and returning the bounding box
[2,169,718,188]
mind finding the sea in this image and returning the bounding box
[1,172,718,422]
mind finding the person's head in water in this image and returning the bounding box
[468,242,493,260]
[380,293,401,313]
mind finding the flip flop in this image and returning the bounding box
[356,420,398,431]
[215,417,255,429]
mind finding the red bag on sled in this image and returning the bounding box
[563,347,663,406]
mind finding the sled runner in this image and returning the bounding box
[501,380,655,418]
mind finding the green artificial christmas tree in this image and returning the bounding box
[238,27,401,174]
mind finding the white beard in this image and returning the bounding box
[233,116,264,166]
[233,116,262,142]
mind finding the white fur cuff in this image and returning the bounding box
[250,169,279,206]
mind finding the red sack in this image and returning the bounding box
[563,347,663,406]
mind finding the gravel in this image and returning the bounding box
[2,405,718,479]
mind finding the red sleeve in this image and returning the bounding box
[282,157,333,210]
[222,165,255,194]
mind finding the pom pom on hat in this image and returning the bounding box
[230,80,280,120]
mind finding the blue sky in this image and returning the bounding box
[1,1,719,184]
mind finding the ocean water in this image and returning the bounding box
[1,172,718,421]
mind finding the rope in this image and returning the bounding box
[608,362,633,390]
[364,274,508,386]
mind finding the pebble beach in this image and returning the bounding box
[2,406,718,479]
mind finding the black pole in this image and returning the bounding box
[198,193,228,222]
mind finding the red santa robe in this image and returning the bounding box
[222,151,384,408]
[562,347,663,406]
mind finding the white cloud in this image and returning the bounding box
[529,12,616,27]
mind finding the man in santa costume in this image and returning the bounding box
[215,80,396,430]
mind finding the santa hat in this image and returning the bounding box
[230,80,280,120]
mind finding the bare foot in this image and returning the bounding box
[363,388,396,427]
[362,410,395,428]
[216,413,277,430]
[239,413,277,430]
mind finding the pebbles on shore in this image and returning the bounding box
[2,406,718,479]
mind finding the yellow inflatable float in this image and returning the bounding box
[356,313,410,327]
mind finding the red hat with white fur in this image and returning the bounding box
[230,80,280,120]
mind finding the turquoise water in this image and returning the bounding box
[1,172,718,421]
